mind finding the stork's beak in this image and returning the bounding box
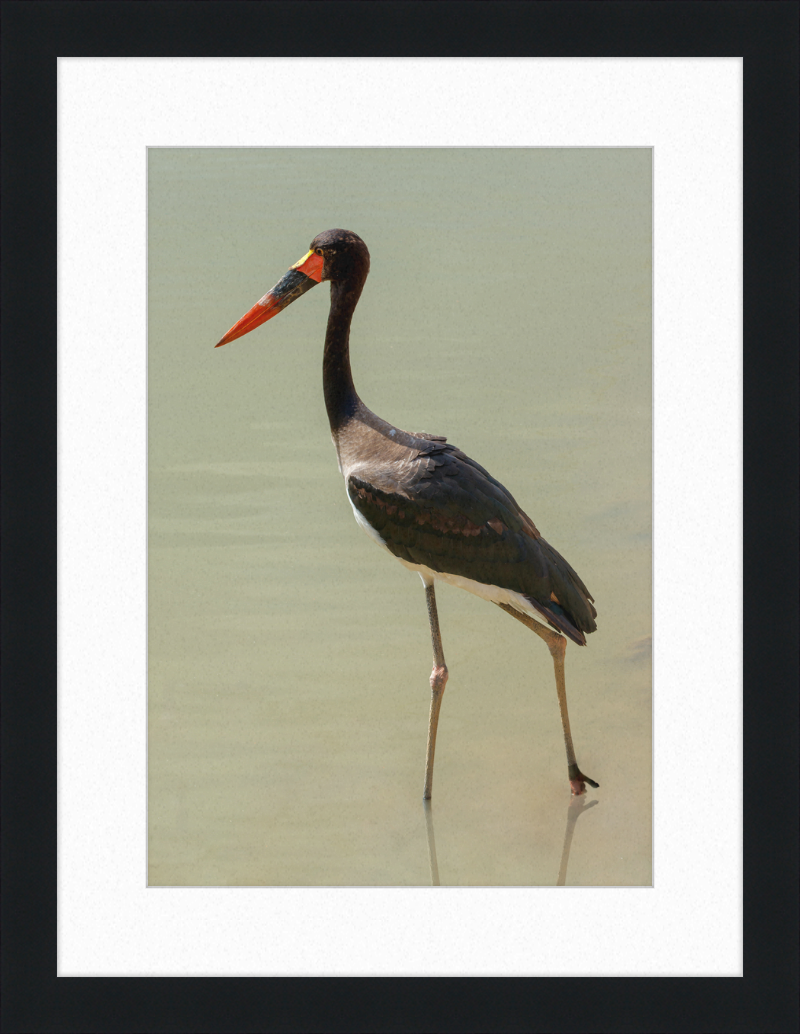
[215,248,324,347]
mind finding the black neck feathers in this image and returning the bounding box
[323,278,363,431]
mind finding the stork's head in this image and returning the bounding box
[311,228,370,285]
[215,228,369,347]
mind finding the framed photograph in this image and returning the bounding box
[4,3,796,1031]
[59,53,736,979]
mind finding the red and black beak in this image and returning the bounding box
[215,248,324,347]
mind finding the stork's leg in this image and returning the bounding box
[496,603,598,796]
[423,581,448,800]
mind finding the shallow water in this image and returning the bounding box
[148,148,651,885]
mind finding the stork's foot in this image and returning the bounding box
[568,763,599,796]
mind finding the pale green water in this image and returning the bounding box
[148,148,651,886]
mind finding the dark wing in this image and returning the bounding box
[347,442,596,646]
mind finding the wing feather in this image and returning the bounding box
[346,444,597,643]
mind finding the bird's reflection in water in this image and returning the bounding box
[423,800,441,886]
[422,795,599,886]
[556,794,599,885]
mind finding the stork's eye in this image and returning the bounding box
[315,248,323,256]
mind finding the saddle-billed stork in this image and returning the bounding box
[216,228,598,798]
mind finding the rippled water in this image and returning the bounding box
[148,148,651,885]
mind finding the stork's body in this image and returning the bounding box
[217,228,598,797]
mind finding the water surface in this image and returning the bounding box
[148,148,651,885]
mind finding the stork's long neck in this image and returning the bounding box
[323,278,364,432]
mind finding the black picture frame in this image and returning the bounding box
[2,2,797,1032]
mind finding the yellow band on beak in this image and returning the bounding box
[291,249,315,270]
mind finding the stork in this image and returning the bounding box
[216,228,598,798]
